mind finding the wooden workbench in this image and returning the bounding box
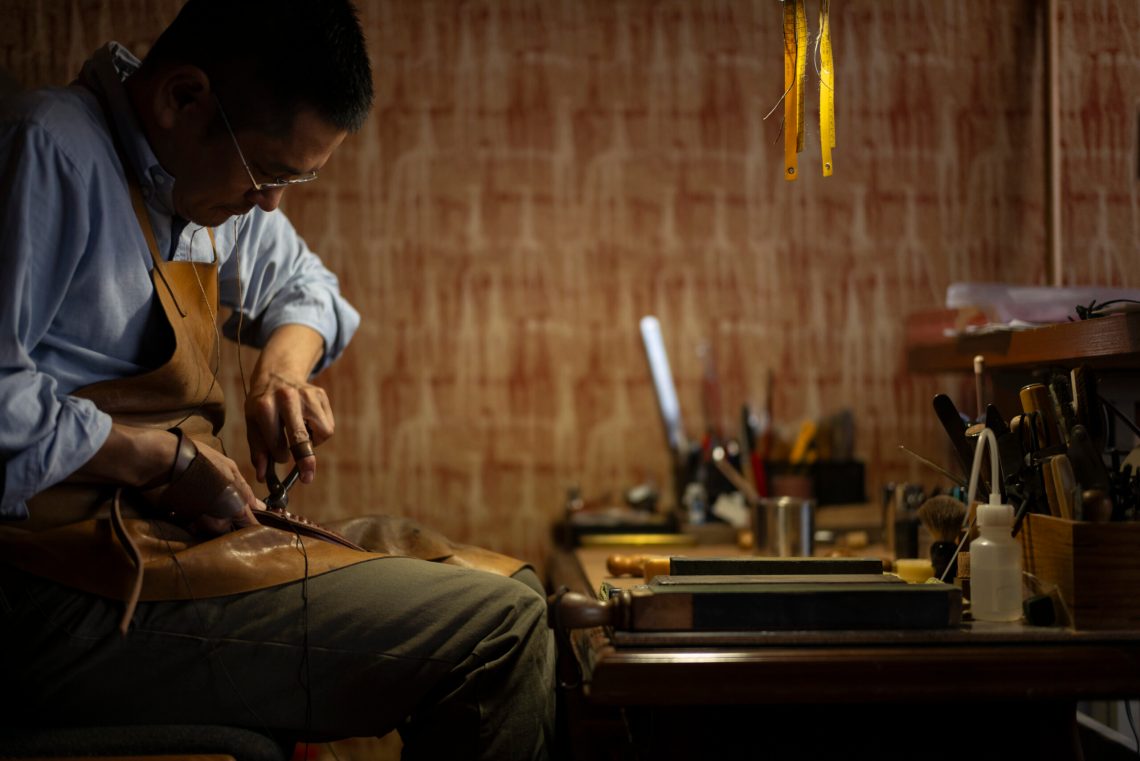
[547,543,1140,760]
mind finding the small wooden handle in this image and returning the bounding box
[549,590,620,629]
[1020,383,1060,447]
[642,557,671,581]
[1082,490,1113,522]
[1049,455,1076,520]
[1019,383,1045,415]
[1041,455,1062,517]
[607,554,647,577]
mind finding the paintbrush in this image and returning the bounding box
[917,495,967,582]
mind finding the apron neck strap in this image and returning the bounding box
[84,81,219,316]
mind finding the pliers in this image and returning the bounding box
[266,464,301,511]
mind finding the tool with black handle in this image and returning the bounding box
[261,464,364,551]
[1002,410,1052,536]
[933,394,990,496]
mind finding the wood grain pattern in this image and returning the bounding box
[2,1,1136,568]
[1022,512,1140,630]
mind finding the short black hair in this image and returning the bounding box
[141,0,373,134]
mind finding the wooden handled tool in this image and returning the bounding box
[1082,489,1113,522]
[1068,424,1111,493]
[549,591,628,630]
[606,554,670,581]
[1020,383,1062,449]
[1041,455,1062,518]
[1070,365,1106,452]
[606,554,646,577]
[1047,454,1078,520]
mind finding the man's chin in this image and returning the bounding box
[191,206,252,226]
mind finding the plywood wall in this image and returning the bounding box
[3,0,1137,566]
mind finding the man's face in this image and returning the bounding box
[172,107,346,227]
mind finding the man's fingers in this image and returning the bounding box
[297,453,317,484]
[251,449,269,484]
[281,389,332,487]
[195,446,259,507]
[247,393,283,465]
[234,503,260,529]
[290,439,315,461]
[316,391,334,438]
[284,423,318,484]
[302,387,334,446]
[285,386,332,448]
[244,378,334,489]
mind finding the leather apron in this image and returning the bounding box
[0,172,523,609]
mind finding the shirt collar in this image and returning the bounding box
[76,42,178,217]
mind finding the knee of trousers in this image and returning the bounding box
[463,574,551,662]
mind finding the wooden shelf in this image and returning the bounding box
[906,311,1140,374]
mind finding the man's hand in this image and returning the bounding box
[73,425,265,537]
[150,436,264,538]
[188,440,265,536]
[244,324,331,486]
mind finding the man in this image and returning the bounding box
[0,2,554,758]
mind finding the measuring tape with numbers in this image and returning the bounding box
[783,0,807,180]
[782,0,835,179]
[819,0,835,176]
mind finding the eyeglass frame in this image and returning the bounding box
[212,94,318,191]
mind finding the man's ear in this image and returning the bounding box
[152,65,212,132]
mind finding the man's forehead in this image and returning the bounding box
[243,111,347,176]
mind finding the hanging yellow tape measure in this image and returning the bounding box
[795,0,807,153]
[782,0,807,180]
[781,0,835,180]
[819,0,835,177]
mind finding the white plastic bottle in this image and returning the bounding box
[970,502,1023,622]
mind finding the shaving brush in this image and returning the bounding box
[917,496,967,582]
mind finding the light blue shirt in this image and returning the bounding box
[0,43,361,519]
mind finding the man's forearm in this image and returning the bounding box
[71,424,178,488]
[250,324,326,391]
[69,422,263,530]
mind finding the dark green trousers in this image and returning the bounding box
[0,557,554,760]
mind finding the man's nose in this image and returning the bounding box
[247,187,286,212]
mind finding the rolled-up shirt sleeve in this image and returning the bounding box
[0,121,112,519]
[218,209,360,376]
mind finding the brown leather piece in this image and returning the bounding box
[329,515,528,577]
[3,504,526,602]
[255,507,364,551]
[0,506,382,602]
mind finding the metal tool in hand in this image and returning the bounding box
[266,426,316,510]
[257,462,363,550]
[266,464,301,511]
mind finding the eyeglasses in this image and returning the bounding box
[213,95,318,191]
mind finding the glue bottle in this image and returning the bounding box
[970,501,1022,622]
